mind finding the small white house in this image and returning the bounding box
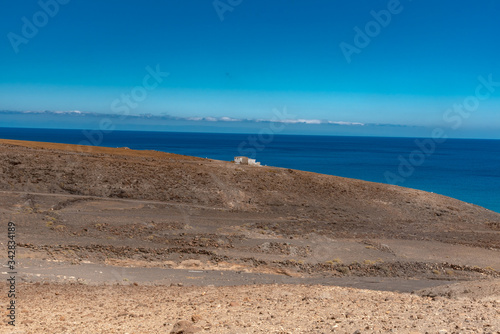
[234,156,261,166]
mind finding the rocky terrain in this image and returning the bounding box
[0,139,499,333]
[9,282,500,334]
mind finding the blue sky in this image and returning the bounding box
[1,0,499,138]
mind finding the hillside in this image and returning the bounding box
[0,139,498,248]
[1,139,500,333]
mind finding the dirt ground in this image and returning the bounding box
[0,139,499,333]
[2,282,499,334]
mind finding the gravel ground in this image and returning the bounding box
[3,281,499,334]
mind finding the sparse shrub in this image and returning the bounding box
[53,225,66,232]
[337,266,350,275]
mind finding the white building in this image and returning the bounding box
[234,156,261,166]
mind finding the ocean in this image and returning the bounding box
[1,127,499,213]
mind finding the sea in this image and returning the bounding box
[1,127,499,214]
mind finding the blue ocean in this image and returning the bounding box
[1,127,499,213]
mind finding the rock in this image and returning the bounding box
[191,314,202,322]
[180,259,202,268]
[353,330,362,334]
[170,320,201,334]
[164,261,176,268]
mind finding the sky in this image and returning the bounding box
[0,0,499,138]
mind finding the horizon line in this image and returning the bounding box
[1,125,499,142]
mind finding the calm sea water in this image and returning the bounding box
[1,127,499,213]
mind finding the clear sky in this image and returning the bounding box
[1,0,499,138]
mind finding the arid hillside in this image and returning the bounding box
[1,139,499,248]
[1,139,500,334]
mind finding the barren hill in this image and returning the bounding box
[1,139,500,333]
[0,139,498,248]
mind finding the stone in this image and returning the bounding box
[191,314,202,322]
[170,320,201,334]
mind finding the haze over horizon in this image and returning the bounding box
[1,0,499,138]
